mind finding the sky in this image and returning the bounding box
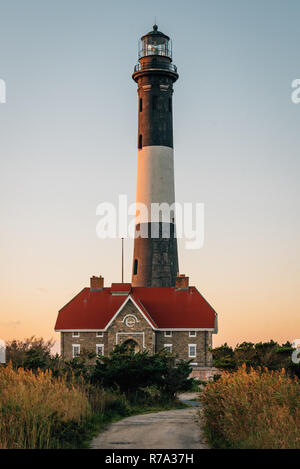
[0,0,299,351]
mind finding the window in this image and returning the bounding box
[72,332,79,338]
[164,331,172,337]
[138,134,142,149]
[133,259,138,275]
[96,344,104,356]
[164,344,172,353]
[152,95,158,110]
[139,98,143,112]
[189,331,196,337]
[189,344,196,358]
[168,98,172,112]
[96,331,103,337]
[72,344,80,358]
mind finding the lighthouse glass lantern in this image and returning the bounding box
[138,25,172,59]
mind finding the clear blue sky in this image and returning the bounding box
[0,0,299,347]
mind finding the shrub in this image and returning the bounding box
[159,359,192,400]
[5,336,55,371]
[199,365,300,449]
[211,340,300,377]
[90,343,193,401]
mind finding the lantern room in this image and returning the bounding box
[138,24,172,59]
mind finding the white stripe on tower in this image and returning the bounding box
[136,145,175,224]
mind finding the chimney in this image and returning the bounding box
[175,274,189,290]
[90,275,104,291]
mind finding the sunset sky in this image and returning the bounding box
[0,0,299,351]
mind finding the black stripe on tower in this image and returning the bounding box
[137,75,174,148]
[133,55,178,149]
[132,223,179,287]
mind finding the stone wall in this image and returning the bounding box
[156,331,213,366]
[61,331,108,361]
[106,299,155,354]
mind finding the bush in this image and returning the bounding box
[90,343,193,401]
[211,340,300,377]
[5,336,55,371]
[200,365,300,449]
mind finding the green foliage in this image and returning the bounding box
[2,337,192,448]
[159,359,192,400]
[6,336,55,371]
[90,343,193,400]
[211,340,300,377]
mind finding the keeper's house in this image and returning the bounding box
[54,274,218,377]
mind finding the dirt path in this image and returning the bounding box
[90,393,208,449]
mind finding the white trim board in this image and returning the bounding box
[104,296,157,331]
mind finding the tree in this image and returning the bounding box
[159,357,192,400]
[90,343,193,400]
[6,336,55,371]
[211,340,299,377]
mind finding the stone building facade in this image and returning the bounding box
[55,274,218,374]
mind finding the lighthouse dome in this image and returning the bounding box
[139,24,172,59]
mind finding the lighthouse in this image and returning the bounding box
[55,24,219,371]
[132,25,179,287]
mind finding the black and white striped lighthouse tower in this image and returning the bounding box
[132,25,179,287]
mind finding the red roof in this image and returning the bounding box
[54,285,217,331]
[110,283,131,293]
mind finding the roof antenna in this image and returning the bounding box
[121,237,124,283]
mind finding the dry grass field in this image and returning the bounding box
[200,365,300,449]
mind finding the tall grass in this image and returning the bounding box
[0,364,91,448]
[200,365,300,449]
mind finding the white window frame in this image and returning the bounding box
[164,331,172,337]
[96,344,104,356]
[164,344,172,353]
[72,344,80,358]
[72,331,80,338]
[96,331,103,337]
[189,331,196,337]
[188,344,196,358]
